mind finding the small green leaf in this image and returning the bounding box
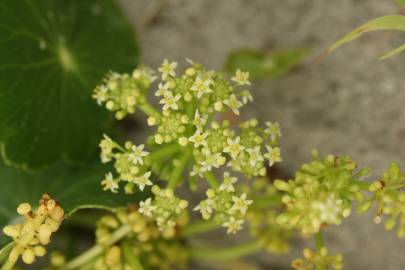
[224,48,308,79]
[0,0,139,170]
[328,15,405,58]
[379,43,405,60]
[0,159,137,244]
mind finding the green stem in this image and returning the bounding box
[167,150,191,189]
[357,181,370,191]
[182,220,219,237]
[190,241,262,261]
[64,225,131,269]
[139,103,159,118]
[204,171,220,189]
[251,194,282,209]
[122,241,144,270]
[149,143,181,162]
[315,231,326,270]
[1,257,16,270]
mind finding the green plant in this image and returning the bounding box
[1,3,405,270]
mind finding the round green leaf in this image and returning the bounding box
[0,0,139,169]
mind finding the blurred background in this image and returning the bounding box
[118,0,405,269]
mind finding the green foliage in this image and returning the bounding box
[224,48,308,79]
[0,0,139,170]
[0,159,136,245]
[328,15,405,59]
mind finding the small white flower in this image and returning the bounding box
[231,69,251,86]
[265,122,282,141]
[189,129,208,148]
[193,110,208,128]
[190,165,204,177]
[134,171,153,191]
[158,59,177,80]
[201,148,225,171]
[240,90,253,104]
[223,137,244,159]
[264,146,282,166]
[223,94,243,115]
[222,217,244,234]
[246,146,264,167]
[194,200,213,220]
[101,172,119,193]
[219,172,237,192]
[231,193,253,215]
[190,76,213,98]
[94,85,108,105]
[129,144,149,165]
[139,198,156,217]
[159,91,181,111]
[155,82,170,97]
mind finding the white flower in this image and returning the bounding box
[265,122,282,141]
[312,196,343,225]
[219,172,237,192]
[134,171,153,191]
[201,149,225,171]
[240,90,253,104]
[101,172,119,193]
[194,200,213,220]
[94,85,108,105]
[264,146,282,166]
[139,198,156,217]
[246,146,264,167]
[129,144,149,165]
[189,129,208,148]
[231,69,251,86]
[190,76,213,98]
[193,110,208,128]
[158,59,177,80]
[231,193,253,215]
[223,137,244,159]
[155,82,170,97]
[222,217,244,234]
[223,94,243,115]
[190,165,204,177]
[99,134,114,163]
[159,91,181,111]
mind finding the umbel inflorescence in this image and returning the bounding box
[93,59,282,234]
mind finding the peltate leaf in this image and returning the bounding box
[0,0,139,170]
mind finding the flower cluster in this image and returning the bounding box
[2,194,64,265]
[242,178,292,254]
[99,135,153,194]
[361,162,405,238]
[94,59,283,235]
[291,247,343,270]
[92,67,156,120]
[194,172,253,234]
[95,207,188,270]
[139,185,189,235]
[274,153,370,234]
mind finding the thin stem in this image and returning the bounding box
[189,241,262,261]
[204,171,220,189]
[315,231,326,270]
[1,257,16,270]
[139,102,159,118]
[122,241,144,270]
[167,150,191,189]
[315,231,325,250]
[251,194,282,209]
[182,220,219,237]
[64,225,131,269]
[149,143,181,162]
